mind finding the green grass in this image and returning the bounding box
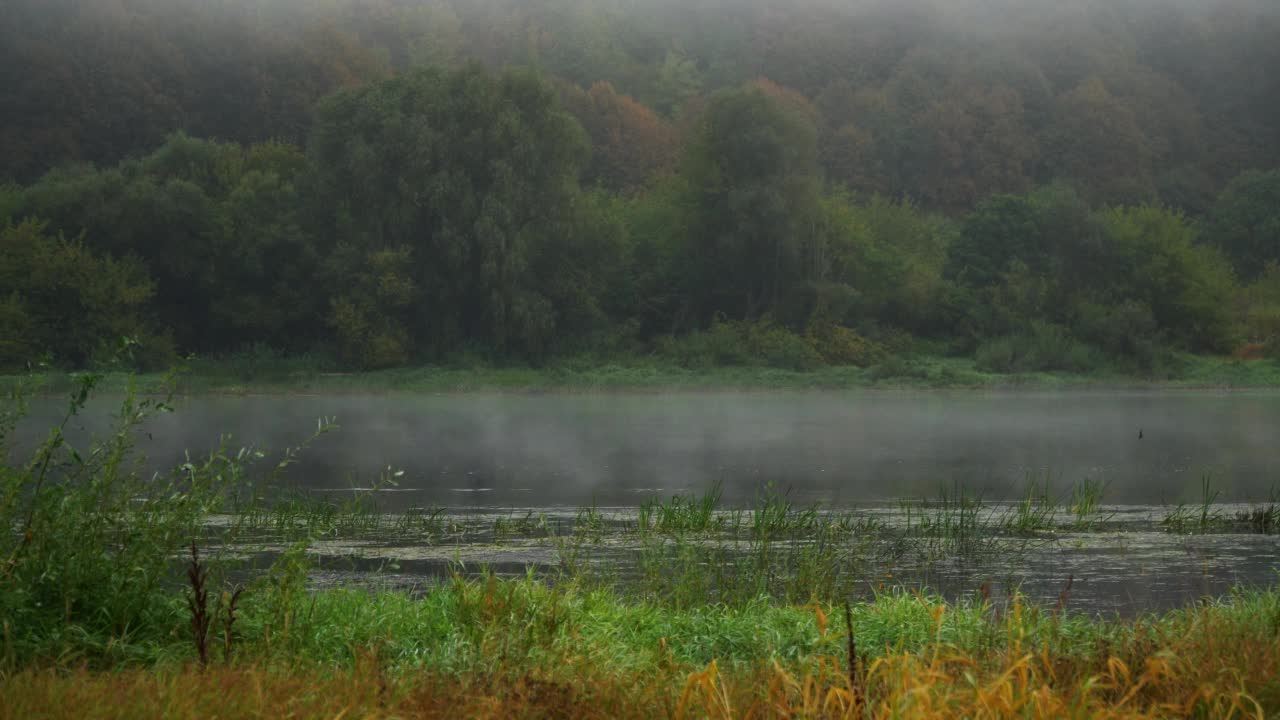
[6,582,1279,718]
[9,567,1279,676]
[5,353,1279,396]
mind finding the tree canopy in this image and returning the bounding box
[1,1,1277,373]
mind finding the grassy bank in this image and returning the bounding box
[5,353,1280,396]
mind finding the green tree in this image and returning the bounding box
[1104,205,1239,353]
[326,244,418,369]
[1201,169,1280,282]
[310,64,590,358]
[945,195,1043,291]
[844,196,953,334]
[0,220,158,369]
[1236,263,1280,357]
[680,87,823,325]
[12,135,320,353]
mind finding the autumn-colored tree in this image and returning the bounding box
[559,81,679,194]
[1042,77,1155,204]
[749,78,821,128]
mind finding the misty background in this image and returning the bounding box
[13,391,1280,508]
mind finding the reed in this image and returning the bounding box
[1069,477,1111,528]
[1236,488,1280,534]
[1163,475,1228,534]
[1002,472,1057,535]
[185,543,211,668]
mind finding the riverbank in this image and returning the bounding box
[4,354,1279,396]
[3,581,1278,719]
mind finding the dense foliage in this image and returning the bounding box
[1,0,1278,373]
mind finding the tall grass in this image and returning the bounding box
[1000,472,1070,536]
[4,582,1278,718]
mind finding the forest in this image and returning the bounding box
[2,0,1279,377]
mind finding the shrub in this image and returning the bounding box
[0,374,334,662]
[866,355,931,381]
[975,323,1101,373]
[658,319,752,368]
[804,322,886,367]
[745,321,825,371]
[659,319,825,370]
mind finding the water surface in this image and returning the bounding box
[14,389,1280,615]
[22,389,1278,505]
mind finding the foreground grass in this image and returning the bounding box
[6,354,1280,395]
[3,580,1278,719]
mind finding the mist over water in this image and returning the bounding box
[18,390,1280,509]
[12,388,1279,615]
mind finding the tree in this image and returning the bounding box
[1236,262,1280,357]
[326,244,417,369]
[1042,77,1154,204]
[654,49,703,115]
[1201,169,1280,282]
[11,135,321,353]
[310,64,590,358]
[1104,205,1238,353]
[558,81,678,194]
[679,87,823,324]
[944,184,1105,341]
[945,195,1043,290]
[844,196,953,334]
[0,220,158,369]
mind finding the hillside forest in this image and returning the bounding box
[2,0,1279,375]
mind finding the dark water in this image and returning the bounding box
[13,389,1280,615]
[19,390,1279,506]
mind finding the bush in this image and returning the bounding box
[866,355,931,381]
[0,377,225,654]
[0,375,335,662]
[185,344,338,381]
[804,322,886,366]
[746,321,825,371]
[658,319,752,368]
[659,319,825,370]
[1072,299,1175,375]
[975,323,1101,373]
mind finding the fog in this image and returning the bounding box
[16,391,1279,509]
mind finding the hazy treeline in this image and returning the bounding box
[1,0,1278,373]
